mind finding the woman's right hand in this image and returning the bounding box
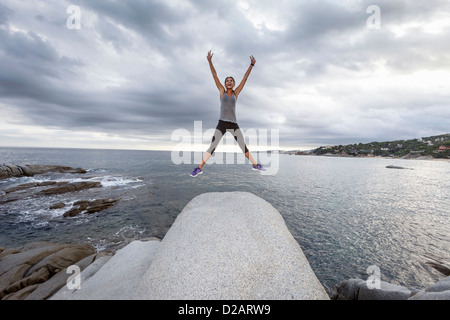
[207,50,214,62]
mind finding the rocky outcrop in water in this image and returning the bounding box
[62,199,120,217]
[38,181,102,196]
[0,164,86,180]
[0,164,120,217]
[0,181,103,205]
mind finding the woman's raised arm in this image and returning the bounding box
[207,50,225,94]
[235,55,256,99]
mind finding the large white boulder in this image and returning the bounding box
[133,192,329,300]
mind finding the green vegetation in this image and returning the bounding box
[312,133,450,159]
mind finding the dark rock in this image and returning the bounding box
[0,242,96,300]
[63,204,88,217]
[330,279,365,300]
[25,245,96,277]
[25,165,86,175]
[73,200,90,206]
[0,164,86,180]
[63,198,119,217]
[49,202,66,210]
[85,199,119,214]
[0,181,101,205]
[332,278,413,300]
[0,165,29,180]
[38,181,102,196]
[0,194,24,205]
[426,261,450,276]
[4,181,63,194]
[4,267,51,298]
[24,253,97,300]
[3,284,40,300]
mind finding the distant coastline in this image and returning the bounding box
[282,133,450,160]
[284,153,450,162]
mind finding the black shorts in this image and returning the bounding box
[206,120,249,154]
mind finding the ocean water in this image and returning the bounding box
[0,147,449,295]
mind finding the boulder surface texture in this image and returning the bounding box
[133,192,329,300]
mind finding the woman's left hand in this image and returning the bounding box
[250,55,256,66]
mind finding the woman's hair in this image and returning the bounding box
[224,77,236,95]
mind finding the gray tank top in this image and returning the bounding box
[219,93,237,123]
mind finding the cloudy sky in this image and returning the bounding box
[1,0,449,151]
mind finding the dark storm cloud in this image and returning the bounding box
[78,0,195,55]
[0,3,13,25]
[0,28,83,81]
[0,1,184,134]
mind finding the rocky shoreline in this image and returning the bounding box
[1,192,331,300]
[1,165,448,300]
[1,238,449,300]
[300,153,450,162]
[0,164,120,218]
[1,191,448,300]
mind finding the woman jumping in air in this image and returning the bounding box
[190,51,265,177]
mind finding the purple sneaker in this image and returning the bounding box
[252,163,266,172]
[190,166,203,177]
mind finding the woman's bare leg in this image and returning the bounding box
[198,152,212,170]
[245,151,258,166]
[199,151,256,169]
